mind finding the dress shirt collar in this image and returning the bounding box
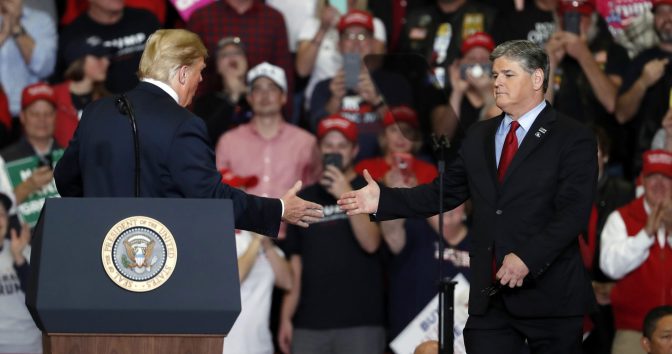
[141,78,179,104]
[500,100,546,134]
[247,118,287,141]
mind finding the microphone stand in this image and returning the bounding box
[432,134,457,354]
[116,95,141,197]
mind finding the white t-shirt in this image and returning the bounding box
[298,17,387,106]
[0,242,41,354]
[266,0,317,52]
[223,231,283,354]
[0,156,17,215]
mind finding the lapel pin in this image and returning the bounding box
[535,127,547,138]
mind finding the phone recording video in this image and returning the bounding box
[563,11,581,35]
[323,153,343,170]
[344,52,361,92]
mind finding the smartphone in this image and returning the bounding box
[393,152,414,181]
[323,153,343,170]
[328,0,348,15]
[344,52,361,92]
[36,153,53,170]
[563,11,581,35]
[460,64,473,80]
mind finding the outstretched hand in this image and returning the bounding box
[281,181,324,228]
[337,169,380,216]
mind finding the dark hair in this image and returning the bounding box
[490,40,550,92]
[643,306,672,339]
[63,57,110,100]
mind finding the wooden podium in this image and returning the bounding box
[27,198,241,354]
[43,334,224,354]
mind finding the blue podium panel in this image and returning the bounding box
[27,198,240,334]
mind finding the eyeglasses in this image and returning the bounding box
[342,33,371,42]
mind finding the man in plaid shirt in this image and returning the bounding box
[187,0,294,113]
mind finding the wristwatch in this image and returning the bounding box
[12,24,26,38]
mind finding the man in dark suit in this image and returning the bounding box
[54,29,323,238]
[339,40,597,353]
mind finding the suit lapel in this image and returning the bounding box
[484,115,503,185]
[501,103,556,185]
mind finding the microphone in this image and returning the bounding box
[116,94,141,197]
[116,97,129,116]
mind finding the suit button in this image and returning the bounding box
[496,210,503,215]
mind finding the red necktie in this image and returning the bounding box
[497,121,520,182]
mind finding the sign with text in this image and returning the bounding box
[4,150,63,227]
[170,0,215,21]
[390,273,470,354]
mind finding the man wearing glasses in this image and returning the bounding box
[309,9,412,162]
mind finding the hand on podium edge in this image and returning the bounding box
[281,180,324,228]
[337,169,380,216]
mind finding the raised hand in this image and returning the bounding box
[281,181,324,228]
[10,222,31,266]
[337,169,380,216]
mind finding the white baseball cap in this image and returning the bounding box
[247,62,287,93]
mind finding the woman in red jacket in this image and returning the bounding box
[52,38,110,147]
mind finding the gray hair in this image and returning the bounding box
[490,40,549,93]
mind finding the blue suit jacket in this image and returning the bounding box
[54,82,281,237]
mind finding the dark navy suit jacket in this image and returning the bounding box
[54,82,281,237]
[376,103,598,317]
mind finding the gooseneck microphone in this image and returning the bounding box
[115,95,141,197]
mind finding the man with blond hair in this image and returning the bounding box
[54,29,323,237]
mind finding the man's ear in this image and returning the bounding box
[177,65,188,85]
[641,336,652,353]
[532,68,544,91]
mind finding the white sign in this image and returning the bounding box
[390,273,470,354]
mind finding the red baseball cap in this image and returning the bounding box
[317,114,358,142]
[338,10,374,33]
[383,105,419,129]
[642,150,672,179]
[219,168,259,189]
[557,0,595,15]
[460,32,495,56]
[21,82,56,110]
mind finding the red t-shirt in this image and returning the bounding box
[0,90,11,130]
[355,156,438,184]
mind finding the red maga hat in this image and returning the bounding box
[21,82,56,110]
[317,114,359,142]
[557,0,595,15]
[642,149,672,179]
[338,10,374,33]
[461,32,495,55]
[383,105,419,129]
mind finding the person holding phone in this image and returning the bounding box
[616,0,672,177]
[309,10,412,162]
[296,0,387,108]
[279,114,384,354]
[432,31,501,139]
[544,0,629,138]
[0,82,59,206]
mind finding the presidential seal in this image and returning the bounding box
[101,216,177,292]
